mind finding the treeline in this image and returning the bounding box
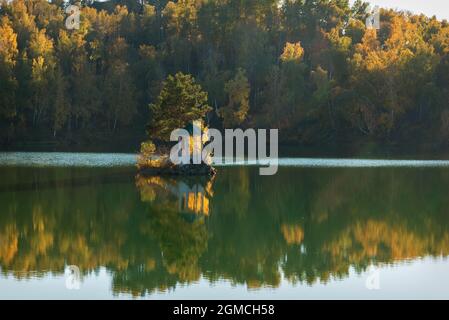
[1,0,449,151]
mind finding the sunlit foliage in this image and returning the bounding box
[1,1,449,150]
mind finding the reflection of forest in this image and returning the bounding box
[135,175,214,216]
[1,166,449,296]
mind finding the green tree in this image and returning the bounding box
[52,66,69,137]
[147,72,211,141]
[219,68,250,127]
[104,37,137,132]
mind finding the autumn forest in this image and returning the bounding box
[1,0,449,152]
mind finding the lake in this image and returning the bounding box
[1,152,449,299]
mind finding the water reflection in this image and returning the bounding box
[135,175,214,216]
[0,165,449,297]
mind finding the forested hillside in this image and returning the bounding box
[1,0,449,152]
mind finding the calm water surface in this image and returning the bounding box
[1,152,449,299]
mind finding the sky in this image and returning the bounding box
[350,0,449,20]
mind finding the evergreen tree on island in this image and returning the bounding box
[138,72,214,175]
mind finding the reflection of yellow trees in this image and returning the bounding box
[136,174,214,216]
[281,224,304,245]
[32,206,54,255]
[324,220,449,263]
[184,191,209,215]
[135,175,212,282]
[247,279,263,289]
[0,224,18,265]
[0,167,136,277]
[4,167,449,295]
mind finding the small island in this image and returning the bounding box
[137,72,216,176]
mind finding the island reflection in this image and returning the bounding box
[1,166,449,297]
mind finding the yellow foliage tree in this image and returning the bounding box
[280,41,304,63]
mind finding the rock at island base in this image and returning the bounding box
[139,163,217,177]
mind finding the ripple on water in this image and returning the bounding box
[0,152,137,167]
[217,157,449,168]
[2,152,449,168]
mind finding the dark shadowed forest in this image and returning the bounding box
[2,0,449,153]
